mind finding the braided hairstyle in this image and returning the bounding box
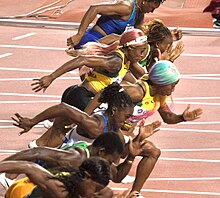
[142,19,172,49]
[98,82,133,111]
[54,157,110,197]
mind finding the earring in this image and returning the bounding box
[141,1,145,5]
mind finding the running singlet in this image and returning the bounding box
[61,112,108,147]
[61,141,90,159]
[96,0,137,35]
[130,79,167,122]
[85,49,130,93]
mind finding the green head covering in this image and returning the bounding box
[148,60,180,85]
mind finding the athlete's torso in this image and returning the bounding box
[130,79,167,122]
[85,49,130,93]
[96,0,138,35]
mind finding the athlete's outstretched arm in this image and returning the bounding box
[67,2,132,47]
[3,147,83,168]
[32,54,122,92]
[158,104,203,124]
[0,161,67,198]
[12,102,101,136]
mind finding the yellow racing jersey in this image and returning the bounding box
[85,49,130,92]
[130,79,167,122]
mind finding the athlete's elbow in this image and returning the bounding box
[107,62,121,73]
[88,5,99,15]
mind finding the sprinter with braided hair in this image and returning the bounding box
[12,82,162,196]
[32,28,149,111]
[67,19,183,80]
[2,157,110,198]
[12,82,135,146]
[139,19,184,71]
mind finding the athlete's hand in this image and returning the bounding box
[182,104,203,121]
[31,75,53,92]
[128,137,144,157]
[136,119,161,142]
[169,41,184,62]
[171,27,183,41]
[11,113,34,135]
[67,33,82,47]
[65,48,86,57]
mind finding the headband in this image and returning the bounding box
[149,60,180,85]
[121,35,148,48]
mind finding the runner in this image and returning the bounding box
[32,28,149,111]
[12,82,161,197]
[0,157,110,198]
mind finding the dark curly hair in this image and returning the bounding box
[93,131,124,155]
[52,157,110,197]
[98,82,133,110]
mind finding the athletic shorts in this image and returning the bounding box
[61,85,95,111]
[74,28,103,49]
[5,177,35,198]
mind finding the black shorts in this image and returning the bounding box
[61,85,95,111]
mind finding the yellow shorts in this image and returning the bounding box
[5,177,35,198]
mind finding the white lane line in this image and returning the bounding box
[0,150,18,153]
[182,74,220,77]
[0,93,61,98]
[161,148,220,152]
[2,119,220,126]
[111,188,220,196]
[0,44,220,58]
[1,92,220,102]
[1,125,220,134]
[0,147,219,163]
[0,76,218,81]
[0,67,54,72]
[181,76,220,80]
[0,67,219,77]
[0,67,78,74]
[0,77,80,81]
[0,148,220,155]
[182,53,220,58]
[175,96,220,100]
[178,121,220,125]
[4,145,219,152]
[158,157,220,163]
[12,32,37,40]
[148,177,220,181]
[0,100,60,104]
[0,53,13,59]
[160,128,220,133]
[0,124,43,129]
[0,100,219,106]
[0,44,65,51]
[174,101,220,106]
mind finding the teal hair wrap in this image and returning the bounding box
[148,60,180,85]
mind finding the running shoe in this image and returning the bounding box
[130,191,145,198]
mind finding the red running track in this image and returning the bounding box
[0,25,220,197]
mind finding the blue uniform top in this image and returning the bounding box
[96,0,137,35]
